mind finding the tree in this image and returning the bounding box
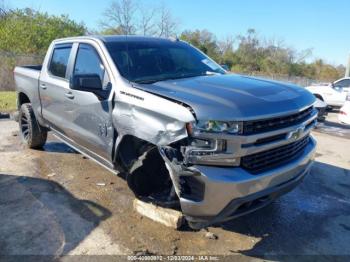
[100,0,178,37]
[308,59,343,81]
[0,8,86,55]
[180,29,221,61]
[231,29,262,73]
[217,36,235,67]
[139,4,157,36]
[157,4,178,37]
[100,0,137,35]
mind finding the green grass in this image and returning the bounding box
[0,91,17,113]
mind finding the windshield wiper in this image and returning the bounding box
[133,79,163,84]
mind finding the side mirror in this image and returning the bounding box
[71,74,102,92]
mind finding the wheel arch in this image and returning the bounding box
[17,92,31,109]
[313,93,324,101]
[114,134,155,171]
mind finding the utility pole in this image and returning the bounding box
[346,54,350,77]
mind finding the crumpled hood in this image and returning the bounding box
[136,74,315,121]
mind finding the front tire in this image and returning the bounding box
[19,103,47,149]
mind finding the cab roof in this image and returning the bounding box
[54,35,180,44]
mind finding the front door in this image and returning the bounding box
[62,43,115,163]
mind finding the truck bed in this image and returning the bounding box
[14,65,42,114]
[18,65,43,71]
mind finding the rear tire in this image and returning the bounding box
[19,103,47,149]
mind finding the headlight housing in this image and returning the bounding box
[189,120,243,135]
[183,120,242,166]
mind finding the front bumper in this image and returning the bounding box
[180,135,316,225]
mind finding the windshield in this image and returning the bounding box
[105,39,225,84]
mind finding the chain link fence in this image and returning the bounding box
[0,51,43,91]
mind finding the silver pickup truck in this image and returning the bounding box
[14,35,317,229]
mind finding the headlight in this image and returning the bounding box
[189,120,242,135]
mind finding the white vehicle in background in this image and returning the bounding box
[339,94,350,125]
[305,77,350,108]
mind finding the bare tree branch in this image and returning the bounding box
[218,35,235,55]
[138,4,156,36]
[100,0,137,35]
[157,4,178,38]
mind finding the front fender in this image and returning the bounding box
[112,89,195,146]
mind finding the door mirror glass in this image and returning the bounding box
[71,74,102,92]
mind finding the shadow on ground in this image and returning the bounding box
[217,161,350,258]
[314,119,350,139]
[0,173,111,256]
[322,120,350,130]
[42,141,78,154]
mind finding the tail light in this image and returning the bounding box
[340,111,347,116]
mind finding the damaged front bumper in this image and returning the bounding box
[160,135,316,228]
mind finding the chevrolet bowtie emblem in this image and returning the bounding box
[287,126,305,140]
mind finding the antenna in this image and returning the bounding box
[126,34,131,82]
[346,54,350,78]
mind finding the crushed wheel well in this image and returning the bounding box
[115,135,154,171]
[116,135,180,208]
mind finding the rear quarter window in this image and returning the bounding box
[49,44,72,78]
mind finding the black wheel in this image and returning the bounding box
[19,103,47,149]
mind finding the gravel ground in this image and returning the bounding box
[0,115,350,261]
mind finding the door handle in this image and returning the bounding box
[65,92,75,99]
[40,84,47,90]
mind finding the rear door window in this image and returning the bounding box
[49,44,72,78]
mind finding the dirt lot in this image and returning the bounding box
[0,113,350,260]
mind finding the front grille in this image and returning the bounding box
[241,136,310,174]
[243,106,314,135]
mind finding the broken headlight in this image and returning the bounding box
[189,120,242,135]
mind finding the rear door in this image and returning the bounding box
[40,43,74,133]
[62,42,115,163]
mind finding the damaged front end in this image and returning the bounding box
[112,91,206,212]
[115,87,317,230]
[128,113,317,230]
[123,118,236,214]
[120,111,246,228]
